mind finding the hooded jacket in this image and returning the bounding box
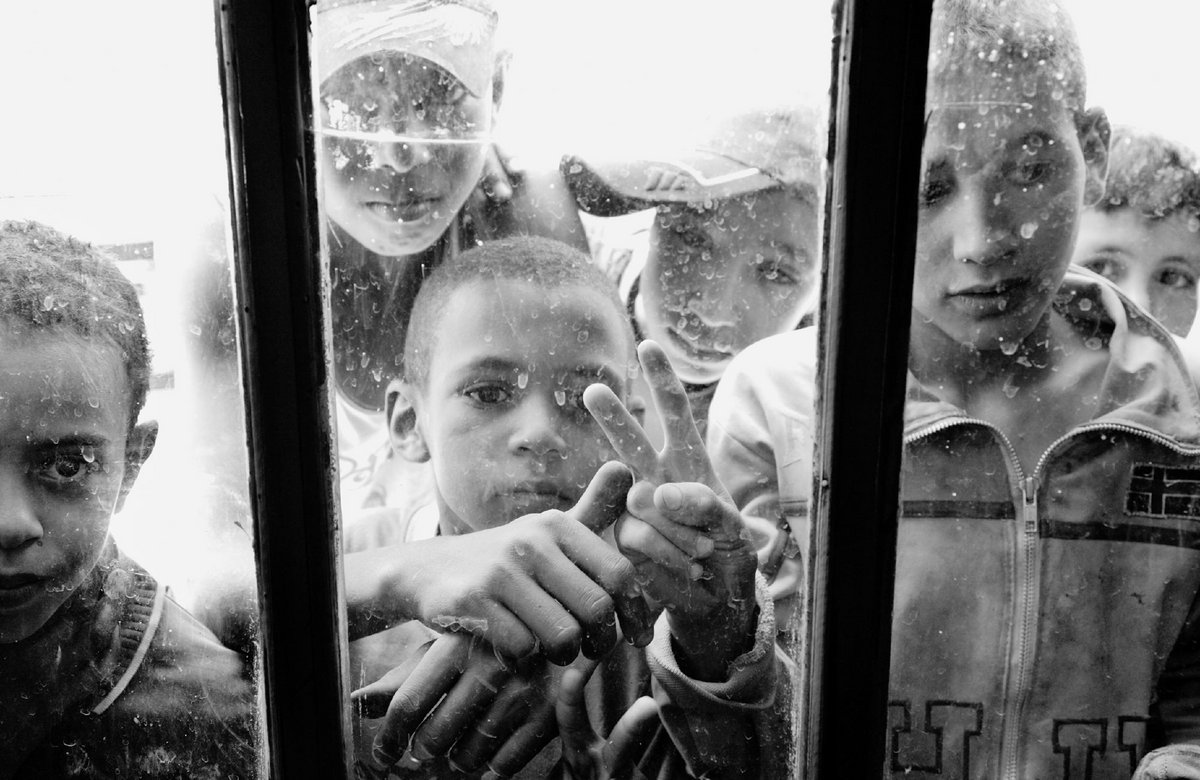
[708,270,1200,780]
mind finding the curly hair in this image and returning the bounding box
[0,220,151,429]
[1095,126,1200,222]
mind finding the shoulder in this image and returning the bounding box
[712,328,818,416]
[82,560,258,777]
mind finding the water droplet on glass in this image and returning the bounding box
[999,340,1019,356]
[554,390,567,406]
[1085,337,1103,350]
[1078,299,1093,311]
[517,372,529,389]
[1019,222,1038,239]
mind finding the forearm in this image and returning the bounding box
[343,545,422,640]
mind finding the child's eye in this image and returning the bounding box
[1007,160,1052,187]
[1157,267,1197,291]
[919,175,954,207]
[755,257,800,286]
[1079,257,1123,283]
[463,383,513,405]
[31,447,102,488]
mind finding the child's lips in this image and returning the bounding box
[946,278,1031,315]
[0,573,43,608]
[505,482,578,513]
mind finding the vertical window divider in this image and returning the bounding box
[807,0,931,776]
[216,0,351,775]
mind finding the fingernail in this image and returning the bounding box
[696,537,714,557]
[661,484,683,510]
[409,743,434,763]
[371,745,399,768]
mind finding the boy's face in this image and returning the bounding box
[642,188,819,385]
[410,280,631,535]
[914,64,1107,351]
[318,51,493,256]
[0,328,150,643]
[1072,209,1200,337]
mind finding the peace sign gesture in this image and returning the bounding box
[584,340,758,680]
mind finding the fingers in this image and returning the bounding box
[557,658,602,777]
[407,649,515,763]
[568,461,634,535]
[371,633,473,764]
[583,385,659,479]
[485,701,558,778]
[604,696,661,777]
[351,644,432,719]
[446,682,534,774]
[636,340,706,458]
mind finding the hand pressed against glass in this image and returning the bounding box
[642,188,819,385]
[318,51,494,256]
[1072,209,1200,337]
[0,329,154,643]
[584,340,758,681]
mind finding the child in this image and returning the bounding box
[1072,126,1200,337]
[343,236,788,778]
[561,107,822,438]
[312,0,586,510]
[709,1,1200,777]
[0,221,256,778]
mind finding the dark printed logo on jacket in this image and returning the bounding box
[1126,464,1200,518]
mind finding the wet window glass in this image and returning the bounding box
[0,1,265,776]
[308,0,832,776]
[884,0,1200,777]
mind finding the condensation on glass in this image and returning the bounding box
[886,1,1200,778]
[308,0,833,777]
[0,1,266,777]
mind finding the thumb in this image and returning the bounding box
[568,461,633,535]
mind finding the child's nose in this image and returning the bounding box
[370,138,434,173]
[510,397,568,458]
[949,183,1010,265]
[0,471,42,552]
[685,277,740,327]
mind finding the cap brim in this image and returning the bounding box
[561,153,780,217]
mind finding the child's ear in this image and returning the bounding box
[491,50,511,112]
[386,378,430,463]
[1077,108,1111,208]
[117,420,158,512]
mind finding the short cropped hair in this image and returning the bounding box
[0,221,151,429]
[403,236,633,386]
[929,0,1087,112]
[1095,126,1200,222]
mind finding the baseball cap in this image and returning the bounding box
[562,107,823,217]
[313,0,499,99]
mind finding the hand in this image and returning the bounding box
[558,658,661,780]
[367,461,652,664]
[584,341,758,678]
[354,632,563,777]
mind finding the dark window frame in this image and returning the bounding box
[214,0,933,775]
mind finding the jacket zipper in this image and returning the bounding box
[903,417,1200,779]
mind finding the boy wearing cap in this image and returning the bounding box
[563,108,822,437]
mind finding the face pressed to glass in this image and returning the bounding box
[318,51,493,256]
[410,280,631,536]
[1072,209,1200,336]
[915,70,1102,352]
[641,188,819,385]
[0,329,135,643]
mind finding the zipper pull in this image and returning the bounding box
[1023,476,1038,504]
[1022,476,1039,535]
